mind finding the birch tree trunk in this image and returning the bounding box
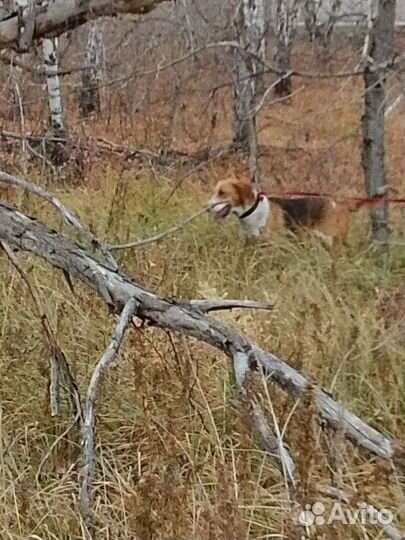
[232,0,265,185]
[42,35,64,134]
[16,0,64,135]
[361,0,396,243]
[232,0,265,151]
[273,0,299,97]
[242,0,266,74]
[79,21,104,118]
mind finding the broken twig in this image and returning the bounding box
[108,207,207,251]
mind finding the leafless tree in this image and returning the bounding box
[79,21,104,118]
[273,0,300,96]
[41,34,64,134]
[361,0,396,242]
[232,0,265,184]
[302,0,323,42]
[319,0,343,45]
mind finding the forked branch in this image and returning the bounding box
[79,297,138,523]
[108,207,207,251]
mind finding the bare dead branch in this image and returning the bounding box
[385,94,403,117]
[0,170,117,270]
[0,51,94,76]
[248,397,296,485]
[49,353,61,417]
[79,297,138,524]
[88,40,405,95]
[0,202,401,462]
[108,207,207,251]
[0,0,167,51]
[186,299,273,313]
[0,241,82,420]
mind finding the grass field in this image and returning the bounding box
[1,167,405,539]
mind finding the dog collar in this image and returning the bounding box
[238,192,266,220]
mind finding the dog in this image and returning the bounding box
[208,176,368,247]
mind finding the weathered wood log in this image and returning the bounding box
[0,0,166,51]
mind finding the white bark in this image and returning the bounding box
[16,0,65,133]
[0,0,166,51]
[80,297,137,523]
[242,0,266,72]
[42,35,64,133]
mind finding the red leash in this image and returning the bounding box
[266,190,405,205]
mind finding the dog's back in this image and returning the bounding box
[269,196,329,231]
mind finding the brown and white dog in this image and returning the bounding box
[208,176,365,247]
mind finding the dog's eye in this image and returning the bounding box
[218,189,224,196]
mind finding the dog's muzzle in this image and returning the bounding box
[208,200,232,221]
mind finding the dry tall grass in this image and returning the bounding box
[1,169,405,539]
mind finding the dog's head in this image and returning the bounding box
[208,177,256,221]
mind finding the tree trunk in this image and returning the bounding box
[79,21,104,118]
[232,0,264,184]
[42,36,64,134]
[361,0,396,243]
[42,34,67,165]
[274,42,292,97]
[242,0,266,73]
[232,46,252,151]
[273,0,299,97]
[302,0,322,42]
[232,0,265,150]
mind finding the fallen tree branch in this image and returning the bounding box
[108,207,207,251]
[0,0,167,51]
[0,202,401,461]
[185,299,273,313]
[248,395,296,486]
[0,170,117,270]
[79,297,137,524]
